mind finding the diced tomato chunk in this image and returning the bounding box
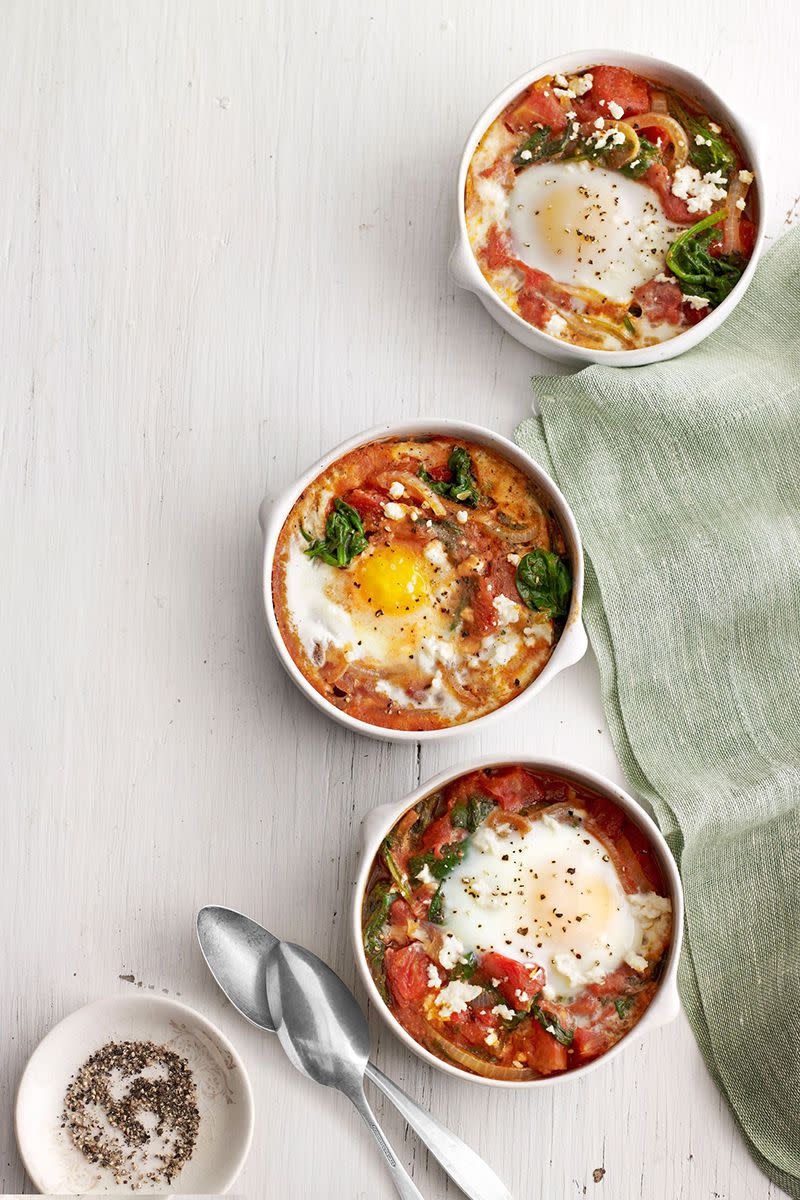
[521,1017,569,1074]
[738,218,756,257]
[423,464,451,483]
[449,1005,498,1047]
[384,944,432,1004]
[632,278,684,326]
[485,224,512,270]
[506,84,566,132]
[643,163,696,224]
[572,1025,611,1063]
[343,487,386,520]
[469,577,499,635]
[481,952,545,1010]
[574,66,651,120]
[388,898,415,927]
[420,814,458,856]
[482,766,545,812]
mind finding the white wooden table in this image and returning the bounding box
[2,3,797,1197]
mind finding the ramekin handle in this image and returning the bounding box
[360,803,406,855]
[559,617,589,668]
[645,977,682,1030]
[448,238,477,292]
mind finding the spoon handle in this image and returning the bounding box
[350,1086,425,1200]
[365,1061,513,1200]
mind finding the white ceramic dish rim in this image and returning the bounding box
[351,754,684,1088]
[260,419,588,743]
[449,47,767,367]
[14,993,255,1196]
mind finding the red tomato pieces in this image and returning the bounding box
[481,952,545,1010]
[481,766,545,812]
[420,814,459,856]
[632,278,684,325]
[643,163,696,224]
[571,1025,610,1062]
[468,577,499,635]
[506,84,567,132]
[521,1016,569,1073]
[385,944,433,1004]
[449,1005,498,1046]
[575,66,651,120]
[485,224,512,270]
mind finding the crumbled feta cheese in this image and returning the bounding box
[388,480,405,499]
[416,862,435,886]
[438,933,466,971]
[477,633,519,667]
[492,593,521,625]
[554,73,568,87]
[491,1004,516,1022]
[456,510,468,524]
[653,272,672,284]
[735,197,746,211]
[565,109,577,120]
[427,963,442,989]
[472,825,507,855]
[523,616,554,646]
[695,133,712,147]
[417,635,456,675]
[506,553,521,566]
[629,892,673,960]
[519,148,533,162]
[434,979,483,1018]
[709,121,721,134]
[598,99,606,107]
[485,1030,499,1047]
[607,100,624,120]
[553,86,576,99]
[573,73,593,96]
[553,952,609,989]
[423,539,448,568]
[738,169,754,184]
[683,294,710,310]
[383,501,404,521]
[593,116,605,129]
[515,990,529,1004]
[625,951,648,973]
[545,311,568,337]
[671,165,728,213]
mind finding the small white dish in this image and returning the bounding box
[352,755,684,1088]
[259,418,588,743]
[15,994,254,1195]
[449,48,766,366]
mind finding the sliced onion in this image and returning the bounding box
[651,90,669,114]
[721,174,749,255]
[604,122,639,170]
[428,1028,540,1081]
[628,113,689,168]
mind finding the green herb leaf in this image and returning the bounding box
[450,951,478,981]
[512,124,571,169]
[531,995,574,1046]
[419,447,480,508]
[411,793,441,839]
[670,98,735,177]
[516,549,572,619]
[622,314,636,335]
[619,134,660,179]
[427,883,445,924]
[666,210,745,306]
[303,498,368,569]
[614,996,633,1020]
[450,794,494,834]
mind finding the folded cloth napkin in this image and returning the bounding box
[515,228,800,1197]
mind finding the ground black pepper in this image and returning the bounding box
[62,1039,200,1190]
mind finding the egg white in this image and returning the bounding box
[508,160,683,304]
[439,812,662,1001]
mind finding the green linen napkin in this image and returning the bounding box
[516,229,800,1197]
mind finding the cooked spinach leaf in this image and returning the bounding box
[419,446,480,507]
[666,210,745,305]
[302,498,368,568]
[362,882,397,1001]
[619,135,660,179]
[670,98,735,178]
[427,883,445,924]
[450,951,478,981]
[516,549,572,619]
[381,838,412,901]
[614,996,634,1020]
[512,124,571,169]
[409,842,465,882]
[450,794,494,834]
[411,793,441,839]
[531,995,574,1046]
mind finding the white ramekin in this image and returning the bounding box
[352,755,684,1087]
[449,48,766,367]
[259,419,587,743]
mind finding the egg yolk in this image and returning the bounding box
[353,544,430,614]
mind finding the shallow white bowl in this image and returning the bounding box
[260,419,587,743]
[352,755,684,1087]
[15,995,254,1195]
[449,48,766,366]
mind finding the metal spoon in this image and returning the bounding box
[196,905,512,1200]
[266,938,424,1200]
